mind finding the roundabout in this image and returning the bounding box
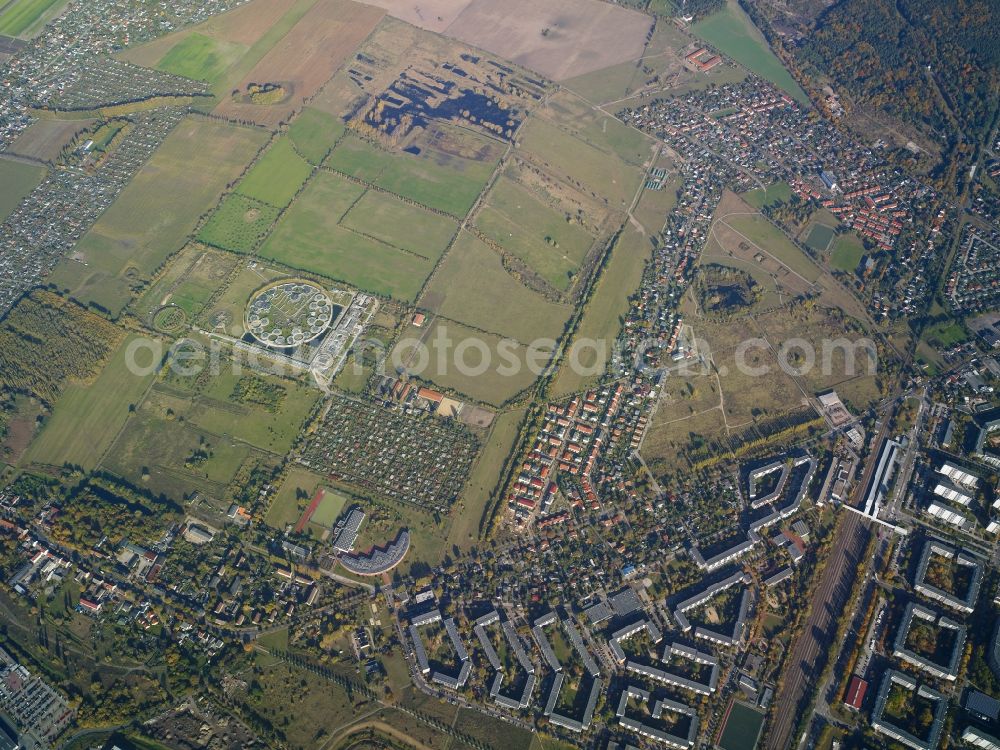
[245,279,336,349]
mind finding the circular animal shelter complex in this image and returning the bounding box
[245,279,335,348]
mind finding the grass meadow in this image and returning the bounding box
[692,0,808,104]
[421,231,572,343]
[288,106,345,165]
[829,233,866,272]
[22,334,159,471]
[155,32,247,83]
[258,170,433,300]
[550,224,652,396]
[236,136,313,208]
[340,189,457,263]
[474,176,595,291]
[54,117,266,315]
[325,133,496,217]
[0,157,45,223]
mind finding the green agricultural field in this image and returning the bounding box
[448,407,525,550]
[0,157,44,223]
[266,466,324,529]
[392,318,540,406]
[551,225,652,396]
[325,133,497,216]
[830,232,866,272]
[102,402,250,501]
[0,0,64,36]
[724,214,820,283]
[340,189,457,262]
[475,176,595,291]
[155,33,247,84]
[288,106,345,165]
[422,231,572,343]
[517,116,644,208]
[692,0,808,104]
[198,194,281,254]
[741,181,792,210]
[236,136,313,209]
[259,171,433,300]
[51,117,267,316]
[22,334,159,471]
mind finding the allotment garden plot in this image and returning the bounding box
[298,395,478,513]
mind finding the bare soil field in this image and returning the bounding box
[7,117,95,161]
[213,0,384,127]
[442,0,653,81]
[356,0,471,32]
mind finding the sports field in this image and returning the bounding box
[0,0,65,36]
[54,117,267,316]
[718,701,765,750]
[421,231,572,343]
[474,176,595,291]
[804,222,836,252]
[22,334,159,471]
[258,170,436,300]
[0,157,44,224]
[325,133,497,217]
[309,487,350,527]
[692,0,807,105]
[266,466,325,529]
[235,136,313,208]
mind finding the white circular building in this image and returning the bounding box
[245,280,335,348]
